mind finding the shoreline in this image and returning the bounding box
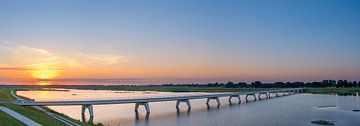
[2,86,360,126]
[3,85,360,94]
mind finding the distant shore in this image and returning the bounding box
[2,85,360,95]
[305,88,360,95]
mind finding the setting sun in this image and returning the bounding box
[28,62,61,80]
[31,69,58,79]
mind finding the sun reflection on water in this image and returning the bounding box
[36,80,53,85]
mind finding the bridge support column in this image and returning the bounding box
[176,99,191,110]
[275,92,280,97]
[300,89,304,93]
[81,104,94,123]
[258,92,268,100]
[206,97,220,106]
[245,94,256,102]
[135,102,150,113]
[268,92,275,98]
[228,95,241,104]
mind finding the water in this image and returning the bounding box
[17,89,360,126]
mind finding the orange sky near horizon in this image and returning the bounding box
[0,42,355,83]
[2,1,360,84]
[0,41,358,84]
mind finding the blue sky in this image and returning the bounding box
[0,0,359,82]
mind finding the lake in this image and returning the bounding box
[17,89,360,126]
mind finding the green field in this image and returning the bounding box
[0,110,26,126]
[0,88,26,126]
[0,88,16,101]
[305,88,360,95]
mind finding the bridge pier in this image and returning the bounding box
[291,89,296,94]
[268,91,276,98]
[289,90,293,95]
[228,95,241,104]
[206,97,220,106]
[245,94,256,102]
[81,104,94,123]
[284,90,289,96]
[176,99,191,110]
[135,102,150,113]
[300,89,304,93]
[258,92,268,100]
[275,91,280,97]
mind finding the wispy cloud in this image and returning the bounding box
[100,44,111,48]
[78,52,133,66]
[0,40,134,77]
[1,40,50,55]
[0,67,32,71]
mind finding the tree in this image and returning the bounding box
[237,82,248,88]
[353,81,358,87]
[251,81,262,88]
[330,80,337,87]
[344,80,350,87]
[337,80,344,88]
[274,82,284,88]
[225,81,235,88]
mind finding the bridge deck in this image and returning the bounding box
[15,88,304,106]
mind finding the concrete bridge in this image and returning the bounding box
[14,88,305,123]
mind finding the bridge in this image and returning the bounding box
[14,88,305,123]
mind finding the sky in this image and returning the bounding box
[0,0,360,84]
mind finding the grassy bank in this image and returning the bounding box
[0,88,26,126]
[0,88,16,101]
[305,88,360,95]
[0,110,26,126]
[0,88,98,126]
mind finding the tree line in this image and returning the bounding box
[162,80,360,88]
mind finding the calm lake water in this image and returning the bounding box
[18,89,360,126]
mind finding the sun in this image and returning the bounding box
[32,69,58,79]
[28,62,60,80]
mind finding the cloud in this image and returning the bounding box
[0,40,133,74]
[0,40,77,72]
[100,44,111,48]
[77,52,133,66]
[17,46,52,56]
[0,67,32,71]
[0,40,53,62]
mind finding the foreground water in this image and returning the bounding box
[18,89,360,126]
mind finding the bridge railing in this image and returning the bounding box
[18,88,303,104]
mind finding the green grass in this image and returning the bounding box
[0,88,100,126]
[0,104,68,126]
[0,110,26,126]
[305,87,360,95]
[0,88,16,101]
[0,88,27,126]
